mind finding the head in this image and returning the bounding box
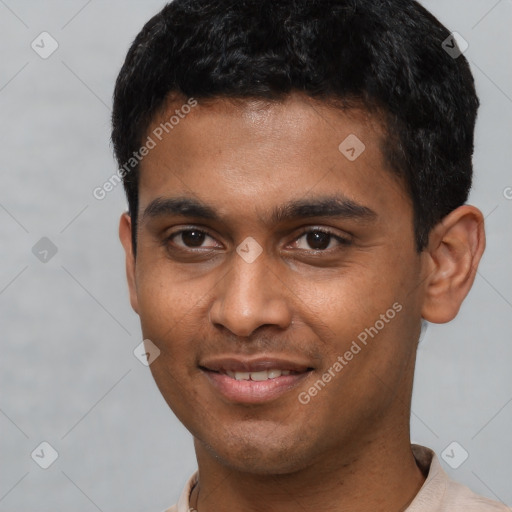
[114,0,484,474]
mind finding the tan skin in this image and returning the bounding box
[119,93,485,512]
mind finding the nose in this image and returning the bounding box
[208,248,293,337]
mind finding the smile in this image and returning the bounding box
[199,356,314,403]
[224,369,292,381]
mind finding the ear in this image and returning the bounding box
[421,205,485,323]
[119,212,139,314]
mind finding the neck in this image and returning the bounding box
[190,428,426,512]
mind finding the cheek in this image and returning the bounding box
[291,264,406,338]
[136,258,196,326]
[292,261,420,395]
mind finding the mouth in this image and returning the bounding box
[199,356,314,404]
[214,368,299,381]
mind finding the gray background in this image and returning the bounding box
[0,1,510,510]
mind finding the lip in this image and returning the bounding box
[199,356,314,404]
[200,356,313,373]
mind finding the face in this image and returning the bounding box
[121,93,428,475]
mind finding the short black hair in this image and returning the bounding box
[111,0,479,254]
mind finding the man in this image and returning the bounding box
[112,0,510,510]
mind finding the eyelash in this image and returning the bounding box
[162,226,352,253]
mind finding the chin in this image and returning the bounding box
[218,448,310,475]
[199,424,315,475]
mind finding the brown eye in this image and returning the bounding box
[294,228,351,251]
[305,231,331,250]
[180,230,207,247]
[166,228,220,250]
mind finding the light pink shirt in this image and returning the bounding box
[164,444,511,512]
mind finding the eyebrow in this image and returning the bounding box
[141,195,377,225]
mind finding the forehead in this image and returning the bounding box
[137,93,410,225]
[148,93,385,160]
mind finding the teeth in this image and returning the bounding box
[250,370,268,381]
[226,369,293,381]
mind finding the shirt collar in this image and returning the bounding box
[406,444,447,511]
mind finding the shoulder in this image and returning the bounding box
[408,445,511,512]
[442,479,511,511]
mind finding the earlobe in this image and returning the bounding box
[119,212,139,314]
[421,205,486,324]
